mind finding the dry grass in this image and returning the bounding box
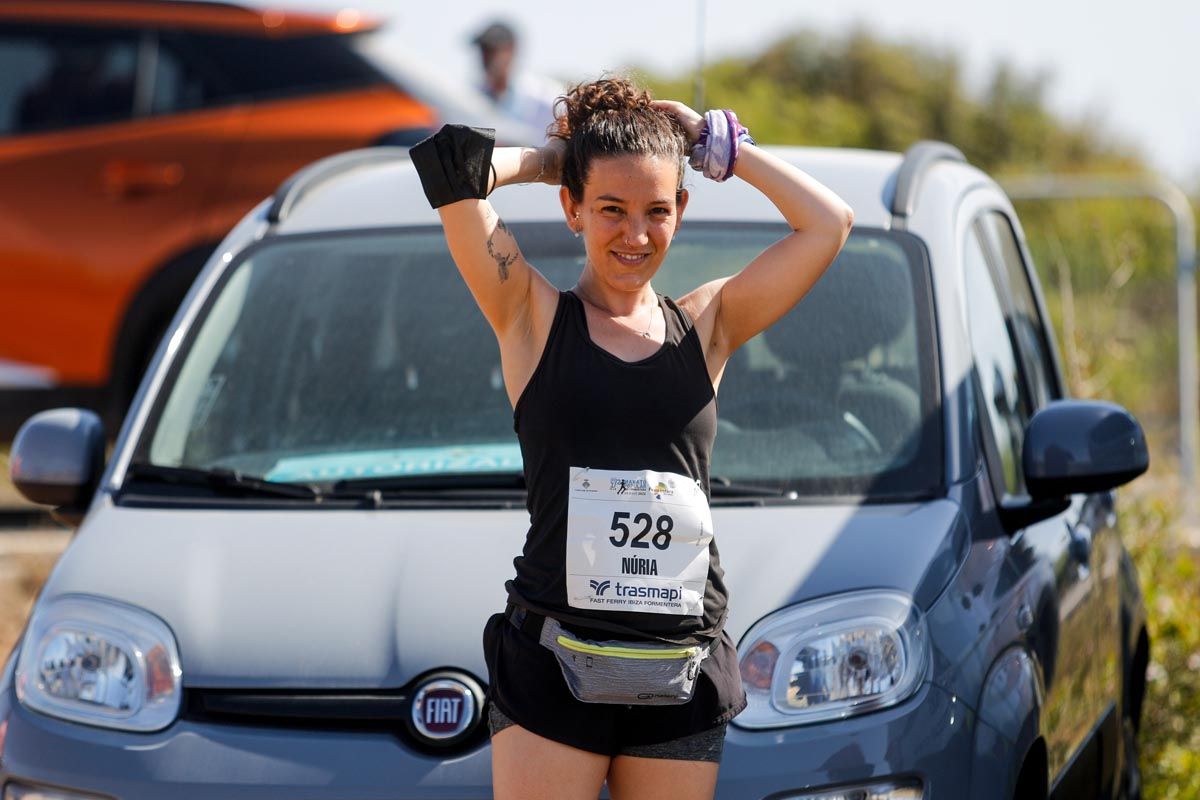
[1121,480,1200,800]
[0,446,29,508]
[0,552,60,657]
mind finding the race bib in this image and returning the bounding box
[565,467,713,616]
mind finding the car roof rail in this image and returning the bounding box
[267,147,411,225]
[890,141,967,230]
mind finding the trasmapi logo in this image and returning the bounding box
[614,583,683,602]
[588,580,683,603]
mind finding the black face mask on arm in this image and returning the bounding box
[409,124,496,208]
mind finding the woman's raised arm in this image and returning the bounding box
[657,102,854,364]
[412,129,563,338]
[713,144,853,350]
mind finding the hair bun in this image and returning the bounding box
[551,76,689,202]
[553,77,653,140]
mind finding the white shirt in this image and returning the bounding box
[483,71,563,143]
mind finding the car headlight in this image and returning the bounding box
[775,780,923,800]
[15,595,182,732]
[5,782,112,800]
[736,590,929,728]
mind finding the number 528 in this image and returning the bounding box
[609,511,673,550]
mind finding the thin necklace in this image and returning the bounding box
[576,288,658,338]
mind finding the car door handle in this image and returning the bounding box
[103,160,185,198]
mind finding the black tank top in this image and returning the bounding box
[508,290,729,645]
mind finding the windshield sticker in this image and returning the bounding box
[264,443,524,482]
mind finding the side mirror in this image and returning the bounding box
[10,408,105,526]
[1023,400,1149,499]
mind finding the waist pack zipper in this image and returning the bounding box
[554,636,699,660]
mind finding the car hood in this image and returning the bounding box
[41,498,963,687]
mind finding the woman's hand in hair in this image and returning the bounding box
[538,137,567,186]
[651,100,704,146]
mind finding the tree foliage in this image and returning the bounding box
[637,27,1141,174]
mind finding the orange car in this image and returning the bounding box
[0,0,440,434]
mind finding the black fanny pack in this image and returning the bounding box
[506,605,709,706]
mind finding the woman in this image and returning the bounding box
[410,78,853,800]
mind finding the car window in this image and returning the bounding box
[171,31,386,103]
[136,224,941,500]
[980,212,1060,408]
[0,25,138,136]
[964,224,1033,497]
[150,36,211,114]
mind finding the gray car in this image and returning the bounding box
[5,141,1150,800]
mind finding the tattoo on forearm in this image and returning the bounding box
[487,217,519,283]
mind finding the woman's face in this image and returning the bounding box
[562,153,687,294]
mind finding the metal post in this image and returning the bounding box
[693,0,707,112]
[1001,175,1199,530]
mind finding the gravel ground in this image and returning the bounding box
[0,446,78,656]
[0,530,69,658]
[0,446,37,510]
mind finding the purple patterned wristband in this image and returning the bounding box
[723,110,740,181]
[688,109,753,182]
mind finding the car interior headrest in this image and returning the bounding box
[763,250,912,366]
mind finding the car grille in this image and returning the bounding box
[182,690,412,734]
[184,687,413,731]
[181,684,491,754]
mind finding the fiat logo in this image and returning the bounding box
[411,677,477,741]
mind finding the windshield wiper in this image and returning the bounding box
[330,472,526,495]
[124,463,319,500]
[708,476,787,497]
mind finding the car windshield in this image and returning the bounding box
[134,223,940,499]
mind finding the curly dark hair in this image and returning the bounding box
[551,77,690,203]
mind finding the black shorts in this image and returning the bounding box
[487,703,728,762]
[481,611,746,758]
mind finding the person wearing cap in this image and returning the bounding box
[473,20,561,137]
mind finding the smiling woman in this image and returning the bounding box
[564,152,680,351]
[543,82,693,368]
[409,75,852,800]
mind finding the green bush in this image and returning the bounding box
[639,28,1139,175]
[1123,487,1200,799]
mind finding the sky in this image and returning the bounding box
[298,0,1199,186]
